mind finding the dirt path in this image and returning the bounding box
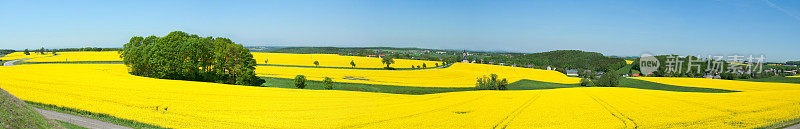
[2,58,28,66]
[34,108,132,129]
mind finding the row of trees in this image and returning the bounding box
[120,31,264,86]
[0,49,14,55]
[54,47,120,52]
[21,47,50,55]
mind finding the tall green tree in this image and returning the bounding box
[382,56,395,69]
[313,61,320,67]
[23,49,30,55]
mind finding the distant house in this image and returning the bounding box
[632,73,640,77]
[566,69,579,76]
[703,74,722,79]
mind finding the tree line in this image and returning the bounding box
[484,50,626,72]
[120,31,264,86]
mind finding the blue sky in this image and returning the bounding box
[1,0,798,62]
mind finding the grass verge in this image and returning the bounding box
[0,88,61,129]
[25,101,167,129]
[55,120,87,129]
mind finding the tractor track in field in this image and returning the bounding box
[340,92,498,128]
[583,91,639,129]
[492,91,546,129]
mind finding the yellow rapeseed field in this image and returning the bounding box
[0,52,53,61]
[252,52,442,68]
[625,60,634,64]
[788,75,800,77]
[25,51,122,62]
[255,63,581,87]
[2,64,800,128]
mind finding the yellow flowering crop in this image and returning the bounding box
[2,64,800,128]
[252,52,442,68]
[625,60,634,64]
[0,52,53,60]
[255,63,581,87]
[25,51,122,62]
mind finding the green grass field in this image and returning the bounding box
[257,63,453,70]
[261,77,474,95]
[261,77,737,95]
[0,88,61,129]
[618,78,738,93]
[615,63,633,75]
[740,76,800,84]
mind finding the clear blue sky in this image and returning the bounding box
[1,0,798,62]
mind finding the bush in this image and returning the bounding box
[323,77,334,90]
[580,78,593,86]
[475,74,509,90]
[294,75,306,89]
[593,73,619,87]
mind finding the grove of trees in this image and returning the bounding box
[120,31,264,86]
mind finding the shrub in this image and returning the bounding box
[422,63,427,68]
[323,77,334,90]
[24,49,30,55]
[475,74,508,90]
[313,61,319,67]
[593,73,619,87]
[294,75,307,89]
[435,63,439,67]
[580,78,593,86]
